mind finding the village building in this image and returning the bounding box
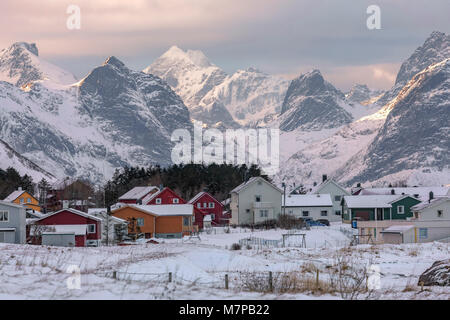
[31,208,102,247]
[111,204,194,239]
[308,176,350,217]
[3,187,41,213]
[230,177,282,225]
[88,208,128,245]
[0,200,26,244]
[188,192,228,227]
[282,194,337,223]
[117,186,159,204]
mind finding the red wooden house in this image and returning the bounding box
[189,192,228,227]
[31,208,102,247]
[143,187,206,230]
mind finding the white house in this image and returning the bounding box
[308,176,350,217]
[230,177,282,225]
[88,208,128,245]
[282,194,338,222]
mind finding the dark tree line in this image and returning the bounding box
[0,167,34,199]
[104,163,270,206]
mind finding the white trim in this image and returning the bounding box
[0,211,9,222]
[397,205,405,214]
[87,224,96,234]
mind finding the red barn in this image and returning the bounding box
[118,186,159,204]
[189,192,228,227]
[32,208,102,247]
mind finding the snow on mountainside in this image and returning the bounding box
[375,31,450,107]
[0,43,192,183]
[345,84,384,105]
[278,70,377,132]
[0,42,77,87]
[335,58,450,186]
[145,46,287,128]
[0,138,55,181]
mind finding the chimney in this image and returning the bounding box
[137,199,143,205]
[429,191,434,203]
[322,174,327,183]
[159,184,164,190]
[18,187,22,191]
[391,189,395,195]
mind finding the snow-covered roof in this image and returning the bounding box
[344,195,401,208]
[32,224,87,236]
[36,208,102,222]
[88,208,128,224]
[411,197,450,212]
[231,177,282,194]
[308,178,349,195]
[118,186,159,201]
[0,200,26,209]
[358,187,450,202]
[221,198,231,206]
[283,194,333,207]
[188,192,207,204]
[381,225,414,234]
[127,204,193,216]
[3,190,25,202]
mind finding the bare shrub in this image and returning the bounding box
[230,243,241,250]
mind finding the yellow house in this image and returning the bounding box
[4,187,41,212]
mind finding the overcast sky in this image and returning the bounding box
[1,0,449,91]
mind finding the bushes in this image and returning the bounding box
[230,243,241,250]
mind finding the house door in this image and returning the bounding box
[376,208,383,221]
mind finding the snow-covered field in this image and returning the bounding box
[0,225,448,300]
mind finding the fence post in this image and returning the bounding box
[316,269,320,289]
[269,271,273,292]
[169,272,172,283]
[225,274,229,290]
[113,271,117,280]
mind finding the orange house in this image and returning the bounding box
[111,204,193,239]
[3,187,41,212]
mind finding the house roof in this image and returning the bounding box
[0,200,26,209]
[3,190,25,202]
[118,204,194,217]
[344,195,401,208]
[118,186,159,201]
[36,208,102,222]
[411,196,450,212]
[231,177,282,194]
[308,178,350,195]
[282,194,333,207]
[188,192,207,204]
[358,187,450,202]
[381,225,414,234]
[87,208,128,224]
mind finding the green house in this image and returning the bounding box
[342,195,421,222]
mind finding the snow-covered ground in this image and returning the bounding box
[0,225,448,300]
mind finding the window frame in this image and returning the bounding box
[397,205,405,214]
[0,211,9,222]
[87,224,96,234]
[155,198,162,204]
[437,210,443,218]
[255,195,262,203]
[302,211,309,217]
[321,210,328,217]
[137,218,145,227]
[172,198,179,204]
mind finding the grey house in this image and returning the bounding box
[230,177,282,225]
[0,200,26,244]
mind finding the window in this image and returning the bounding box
[259,210,268,218]
[87,224,96,234]
[183,217,190,226]
[246,209,250,214]
[209,202,215,208]
[0,211,9,222]
[203,203,207,208]
[211,214,215,220]
[255,195,262,202]
[335,210,341,216]
[197,203,201,209]
[302,211,309,217]
[27,198,31,203]
[288,209,293,214]
[321,210,328,216]
[20,198,24,204]
[173,198,179,204]
[155,198,162,204]
[137,218,145,226]
[397,206,405,214]
[419,228,428,239]
[334,195,342,202]
[437,210,443,218]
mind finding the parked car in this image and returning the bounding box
[317,219,330,226]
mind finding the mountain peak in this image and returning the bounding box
[159,45,212,68]
[103,56,125,69]
[9,42,39,56]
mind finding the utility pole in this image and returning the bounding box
[282,182,286,215]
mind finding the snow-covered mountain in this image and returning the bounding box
[144,46,287,127]
[0,42,77,87]
[0,43,192,184]
[0,138,55,182]
[335,58,450,186]
[276,32,450,188]
[375,31,450,107]
[345,84,384,105]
